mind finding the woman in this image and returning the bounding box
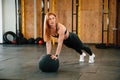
[44,12,95,63]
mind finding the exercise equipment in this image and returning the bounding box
[51,0,55,46]
[72,0,79,35]
[95,0,110,49]
[35,37,42,44]
[11,40,16,44]
[41,0,45,39]
[38,40,43,45]
[3,31,17,44]
[39,54,59,72]
[28,38,35,44]
[19,37,28,44]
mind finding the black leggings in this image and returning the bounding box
[63,32,92,55]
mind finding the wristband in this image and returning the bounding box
[55,54,59,58]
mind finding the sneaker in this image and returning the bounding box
[89,53,95,63]
[79,52,86,62]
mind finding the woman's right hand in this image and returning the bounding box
[51,55,58,60]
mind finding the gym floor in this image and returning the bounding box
[0,44,120,80]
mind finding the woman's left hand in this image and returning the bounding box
[51,55,58,60]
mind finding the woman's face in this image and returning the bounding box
[48,14,56,27]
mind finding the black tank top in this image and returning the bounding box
[52,23,67,38]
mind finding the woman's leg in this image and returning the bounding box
[68,32,93,55]
[82,45,92,56]
[63,32,83,54]
[63,33,86,62]
[63,32,95,63]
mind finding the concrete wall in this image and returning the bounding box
[2,0,16,33]
[0,0,3,43]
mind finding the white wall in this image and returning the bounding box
[0,0,3,43]
[2,0,16,33]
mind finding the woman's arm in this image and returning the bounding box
[55,24,65,56]
[51,32,64,60]
[51,24,66,59]
[55,34,64,56]
[46,40,52,54]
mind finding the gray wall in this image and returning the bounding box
[0,0,2,43]
[2,0,16,33]
[0,0,16,43]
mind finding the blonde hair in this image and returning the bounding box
[43,12,56,42]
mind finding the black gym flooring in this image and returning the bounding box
[0,44,120,80]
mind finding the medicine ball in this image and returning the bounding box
[28,38,35,44]
[35,37,43,44]
[39,54,59,72]
[19,37,28,44]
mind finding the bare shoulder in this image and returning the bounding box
[57,23,66,34]
[58,23,66,30]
